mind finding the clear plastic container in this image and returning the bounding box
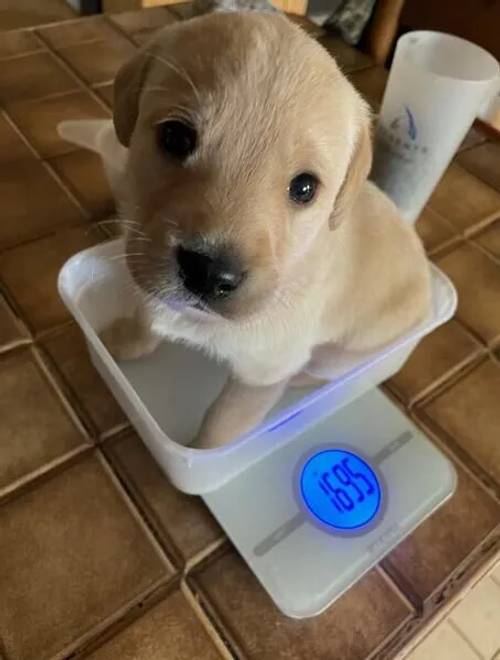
[58,239,457,494]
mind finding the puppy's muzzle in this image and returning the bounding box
[176,244,245,301]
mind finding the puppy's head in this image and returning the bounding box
[114,12,371,320]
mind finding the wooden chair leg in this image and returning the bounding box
[366,0,405,64]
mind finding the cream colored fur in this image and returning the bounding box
[101,12,431,448]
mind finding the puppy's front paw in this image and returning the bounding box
[99,318,160,361]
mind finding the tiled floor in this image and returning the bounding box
[403,558,500,660]
[0,6,499,660]
[0,0,74,31]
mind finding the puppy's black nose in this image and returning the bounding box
[176,246,244,300]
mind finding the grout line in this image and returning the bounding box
[0,281,37,339]
[0,108,89,221]
[396,545,500,659]
[397,618,445,660]
[100,435,185,570]
[0,336,32,356]
[426,235,464,259]
[35,337,102,441]
[99,420,132,443]
[180,579,236,660]
[34,29,115,116]
[0,47,46,64]
[56,574,173,660]
[413,355,490,410]
[96,448,178,575]
[0,444,92,508]
[464,212,500,242]
[31,344,93,442]
[470,235,500,268]
[102,12,143,47]
[68,580,180,659]
[4,85,101,106]
[369,608,419,660]
[448,619,485,659]
[411,406,500,504]
[376,564,419,613]
[185,571,247,660]
[185,537,229,574]
[404,349,487,411]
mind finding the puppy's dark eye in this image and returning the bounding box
[157,120,196,160]
[288,172,318,204]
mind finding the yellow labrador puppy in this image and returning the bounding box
[102,11,430,448]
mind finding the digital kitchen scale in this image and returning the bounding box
[204,387,456,618]
[58,236,458,620]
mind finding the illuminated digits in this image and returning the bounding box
[333,463,364,503]
[342,457,374,495]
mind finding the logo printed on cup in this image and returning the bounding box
[370,31,499,222]
[380,106,429,159]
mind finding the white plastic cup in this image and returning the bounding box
[371,31,500,223]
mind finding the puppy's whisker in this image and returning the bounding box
[97,219,147,238]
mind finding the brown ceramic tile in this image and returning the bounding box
[0,113,34,165]
[474,218,500,260]
[0,295,29,352]
[385,463,500,603]
[348,66,388,110]
[0,225,104,334]
[109,7,175,44]
[387,320,483,405]
[0,0,75,31]
[458,125,488,152]
[419,359,500,487]
[42,325,127,438]
[196,551,412,659]
[94,83,114,108]
[457,141,500,193]
[317,35,373,73]
[0,349,87,494]
[49,150,114,219]
[7,91,109,158]
[415,206,459,254]
[105,433,223,564]
[87,590,221,660]
[0,159,83,250]
[0,51,79,103]
[435,243,500,346]
[58,38,136,86]
[38,16,119,49]
[0,29,43,60]
[0,454,171,660]
[428,163,500,233]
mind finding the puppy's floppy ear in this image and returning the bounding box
[329,111,372,229]
[113,49,151,147]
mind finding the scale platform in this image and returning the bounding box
[204,387,456,618]
[58,239,458,619]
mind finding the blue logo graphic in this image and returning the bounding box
[390,106,417,141]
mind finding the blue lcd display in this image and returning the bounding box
[300,449,382,531]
